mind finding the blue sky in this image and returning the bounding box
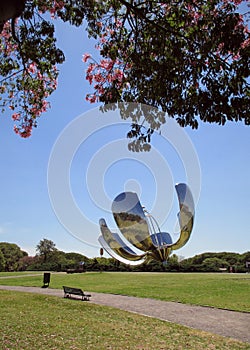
[0,13,249,259]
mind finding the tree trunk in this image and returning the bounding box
[0,0,26,32]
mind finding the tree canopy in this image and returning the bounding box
[0,0,249,138]
[36,238,57,262]
[0,238,249,272]
[0,242,27,271]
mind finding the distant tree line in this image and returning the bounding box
[0,239,249,273]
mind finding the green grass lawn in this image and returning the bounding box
[0,290,249,350]
[0,272,249,312]
[0,271,43,277]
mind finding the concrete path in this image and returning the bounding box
[0,285,249,344]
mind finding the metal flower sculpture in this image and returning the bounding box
[98,183,195,265]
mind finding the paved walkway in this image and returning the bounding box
[0,285,249,344]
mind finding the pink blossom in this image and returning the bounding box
[12,113,20,121]
[100,35,107,44]
[86,94,97,103]
[113,69,124,82]
[115,20,123,28]
[86,74,93,85]
[13,125,19,134]
[82,53,91,62]
[233,53,240,60]
[217,43,225,51]
[106,92,113,100]
[20,125,32,138]
[241,38,250,49]
[49,1,65,19]
[86,63,96,74]
[93,72,105,83]
[28,63,37,74]
[94,85,105,95]
[100,59,114,70]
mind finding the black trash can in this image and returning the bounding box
[42,272,51,288]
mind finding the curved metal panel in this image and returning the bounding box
[98,236,146,265]
[99,218,146,263]
[111,192,154,252]
[151,232,172,248]
[169,183,195,251]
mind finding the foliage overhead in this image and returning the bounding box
[0,0,249,138]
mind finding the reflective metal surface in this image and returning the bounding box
[112,192,154,252]
[170,183,194,251]
[98,183,195,264]
[98,218,146,264]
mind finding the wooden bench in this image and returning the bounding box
[63,286,91,301]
